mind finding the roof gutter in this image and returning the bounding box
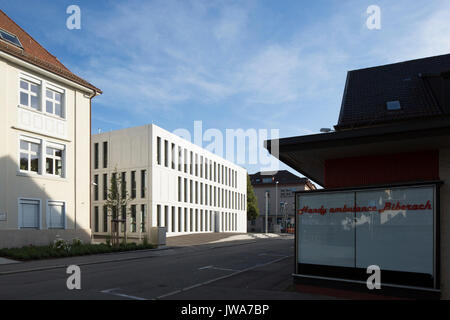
[0,50,100,95]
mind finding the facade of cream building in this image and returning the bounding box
[0,11,101,248]
[91,124,248,240]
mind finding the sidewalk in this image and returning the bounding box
[0,233,290,275]
[0,257,19,265]
[0,246,174,275]
[166,232,292,247]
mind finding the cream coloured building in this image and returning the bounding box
[91,124,247,240]
[0,10,101,248]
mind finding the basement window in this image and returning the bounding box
[386,100,402,111]
[0,29,22,48]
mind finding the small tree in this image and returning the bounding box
[246,174,259,221]
[105,169,131,245]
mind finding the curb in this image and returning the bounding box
[0,246,174,276]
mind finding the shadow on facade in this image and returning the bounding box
[0,155,90,248]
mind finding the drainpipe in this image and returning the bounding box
[87,90,97,239]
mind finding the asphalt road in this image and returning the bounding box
[0,236,328,300]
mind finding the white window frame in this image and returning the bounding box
[46,200,67,229]
[18,136,41,174]
[44,83,65,119]
[18,74,41,111]
[18,198,42,230]
[19,72,67,120]
[44,142,66,178]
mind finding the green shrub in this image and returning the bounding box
[0,241,155,261]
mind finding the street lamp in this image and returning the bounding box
[265,191,269,234]
[275,181,279,230]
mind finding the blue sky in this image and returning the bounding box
[2,0,450,177]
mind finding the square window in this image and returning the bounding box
[20,80,28,90]
[45,87,65,118]
[19,78,40,110]
[45,146,64,177]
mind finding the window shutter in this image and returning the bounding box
[21,200,39,228]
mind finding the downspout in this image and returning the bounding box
[88,90,97,239]
[74,89,97,235]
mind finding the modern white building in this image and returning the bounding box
[0,10,101,248]
[91,124,248,240]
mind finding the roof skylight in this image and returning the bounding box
[386,100,402,111]
[0,29,23,48]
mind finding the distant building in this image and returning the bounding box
[0,10,101,248]
[247,170,316,233]
[91,124,248,240]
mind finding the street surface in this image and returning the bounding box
[0,233,330,300]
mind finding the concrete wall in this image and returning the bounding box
[0,55,93,248]
[91,124,248,239]
[91,125,150,238]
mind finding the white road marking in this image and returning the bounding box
[209,266,238,272]
[258,253,289,257]
[198,265,213,270]
[101,288,148,300]
[155,255,293,300]
[198,265,238,272]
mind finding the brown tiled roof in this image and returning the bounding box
[0,9,101,94]
[336,54,450,130]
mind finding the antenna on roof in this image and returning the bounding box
[98,128,102,134]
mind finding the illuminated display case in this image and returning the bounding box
[295,182,440,290]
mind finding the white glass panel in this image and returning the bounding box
[30,95,39,109]
[30,143,39,153]
[20,80,28,90]
[297,192,355,267]
[20,92,28,106]
[46,100,53,113]
[55,103,61,117]
[30,84,39,94]
[20,140,28,150]
[355,186,434,274]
